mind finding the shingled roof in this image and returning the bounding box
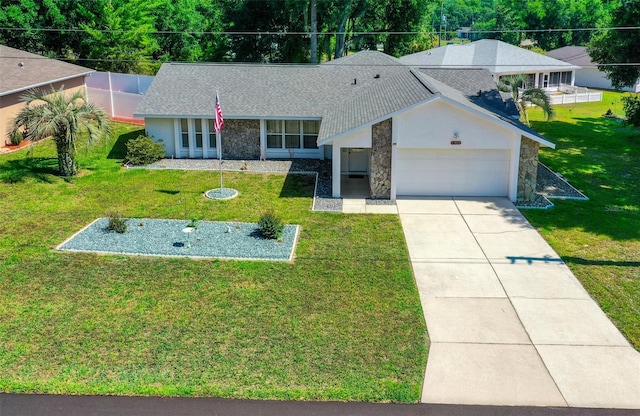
[546,46,594,67]
[136,50,552,146]
[400,39,579,74]
[0,45,93,96]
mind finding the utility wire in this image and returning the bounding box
[2,54,639,68]
[1,25,639,36]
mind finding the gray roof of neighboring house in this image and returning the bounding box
[416,67,520,118]
[400,39,580,74]
[136,49,552,146]
[546,46,594,67]
[0,45,93,96]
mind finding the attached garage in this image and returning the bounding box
[395,148,510,197]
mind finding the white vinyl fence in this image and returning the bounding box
[86,72,154,121]
[549,84,603,105]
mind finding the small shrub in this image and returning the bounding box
[125,135,165,166]
[107,212,128,233]
[9,130,23,146]
[258,211,284,240]
[622,94,640,127]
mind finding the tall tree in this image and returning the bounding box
[11,88,110,176]
[78,0,160,73]
[0,0,84,58]
[589,0,640,89]
[382,0,431,57]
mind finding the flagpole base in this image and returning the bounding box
[204,188,238,200]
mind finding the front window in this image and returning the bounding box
[266,120,283,148]
[194,119,203,148]
[208,119,217,148]
[180,119,189,148]
[267,120,320,150]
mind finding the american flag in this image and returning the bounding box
[214,93,224,132]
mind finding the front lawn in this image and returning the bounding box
[0,124,427,401]
[525,90,640,349]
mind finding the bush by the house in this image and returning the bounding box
[107,212,128,233]
[125,135,165,166]
[9,130,23,146]
[622,94,640,127]
[258,211,284,240]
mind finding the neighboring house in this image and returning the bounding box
[135,50,554,202]
[547,46,640,93]
[400,39,580,91]
[0,45,94,147]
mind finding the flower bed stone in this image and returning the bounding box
[57,218,299,261]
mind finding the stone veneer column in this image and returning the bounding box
[221,119,261,159]
[369,118,392,199]
[517,136,540,201]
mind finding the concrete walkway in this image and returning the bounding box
[397,197,640,409]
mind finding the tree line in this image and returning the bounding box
[0,0,636,86]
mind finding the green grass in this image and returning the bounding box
[525,90,640,349]
[0,124,427,401]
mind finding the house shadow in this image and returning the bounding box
[0,157,59,184]
[107,129,144,160]
[278,172,316,198]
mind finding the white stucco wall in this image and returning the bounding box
[395,99,514,150]
[575,68,640,93]
[144,118,175,157]
[393,99,521,201]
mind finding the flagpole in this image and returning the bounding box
[214,91,224,190]
[217,130,222,189]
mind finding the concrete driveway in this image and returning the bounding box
[398,197,640,409]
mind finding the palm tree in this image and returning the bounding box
[499,74,554,126]
[11,87,110,176]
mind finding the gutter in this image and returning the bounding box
[0,70,95,97]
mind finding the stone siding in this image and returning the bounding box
[517,136,540,201]
[222,119,260,159]
[369,118,392,199]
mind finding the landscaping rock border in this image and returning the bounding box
[57,218,299,261]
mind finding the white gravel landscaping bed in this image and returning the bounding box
[57,218,299,261]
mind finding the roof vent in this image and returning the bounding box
[477,89,482,96]
[374,74,380,79]
[18,62,24,67]
[352,78,357,85]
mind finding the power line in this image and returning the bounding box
[1,25,639,36]
[2,54,639,68]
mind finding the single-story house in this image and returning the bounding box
[400,39,580,91]
[0,45,94,147]
[547,46,640,93]
[135,50,554,202]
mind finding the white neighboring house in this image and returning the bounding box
[400,39,580,91]
[134,51,554,202]
[547,46,640,93]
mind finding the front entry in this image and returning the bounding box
[341,148,370,174]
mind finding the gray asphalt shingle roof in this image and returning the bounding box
[0,45,93,96]
[417,67,520,118]
[400,39,580,74]
[136,49,551,146]
[546,46,593,67]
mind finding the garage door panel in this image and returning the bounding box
[396,149,510,196]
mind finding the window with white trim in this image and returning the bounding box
[194,119,203,148]
[207,120,217,148]
[266,120,319,149]
[549,71,572,86]
[180,119,189,148]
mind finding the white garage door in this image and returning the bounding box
[396,149,510,196]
